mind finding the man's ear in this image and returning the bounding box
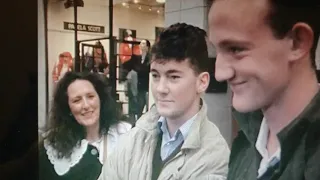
[288,22,314,62]
[197,72,210,94]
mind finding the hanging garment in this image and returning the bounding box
[52,52,73,83]
[119,37,141,64]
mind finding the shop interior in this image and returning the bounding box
[46,0,166,124]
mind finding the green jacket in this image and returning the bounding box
[228,90,320,180]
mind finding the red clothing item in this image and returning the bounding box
[119,38,141,64]
[52,52,73,82]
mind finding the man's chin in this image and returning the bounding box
[232,99,259,113]
[156,107,171,117]
[233,106,254,113]
[157,110,168,116]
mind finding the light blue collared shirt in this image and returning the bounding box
[157,113,197,161]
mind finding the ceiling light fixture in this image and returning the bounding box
[133,0,139,3]
[156,0,165,3]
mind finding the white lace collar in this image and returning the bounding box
[44,138,104,176]
[42,121,132,176]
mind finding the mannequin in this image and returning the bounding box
[52,52,73,84]
[125,29,133,49]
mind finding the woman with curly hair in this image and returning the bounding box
[39,71,132,180]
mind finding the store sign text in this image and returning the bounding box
[63,22,105,33]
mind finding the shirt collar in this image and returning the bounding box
[255,117,281,160]
[157,113,198,140]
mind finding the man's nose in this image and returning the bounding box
[215,54,235,82]
[156,78,169,94]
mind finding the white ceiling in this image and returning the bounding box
[115,0,165,7]
[50,0,165,10]
[55,0,164,6]
[114,0,165,14]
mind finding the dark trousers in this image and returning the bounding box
[137,91,148,119]
[128,95,138,125]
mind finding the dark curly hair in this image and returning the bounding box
[44,71,118,159]
[151,23,209,74]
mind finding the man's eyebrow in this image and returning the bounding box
[150,68,158,73]
[166,69,182,74]
[150,69,183,74]
[218,39,253,48]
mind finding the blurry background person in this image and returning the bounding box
[93,41,108,74]
[123,39,151,118]
[39,72,132,180]
[84,41,108,74]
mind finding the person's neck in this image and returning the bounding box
[85,124,100,143]
[263,65,319,151]
[166,98,201,137]
[141,51,147,57]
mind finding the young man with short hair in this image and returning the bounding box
[208,0,320,179]
[99,22,230,180]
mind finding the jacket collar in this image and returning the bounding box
[278,90,320,167]
[135,98,208,150]
[232,108,263,144]
[181,99,207,150]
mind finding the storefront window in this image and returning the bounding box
[45,0,165,125]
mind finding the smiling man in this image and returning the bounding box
[99,23,229,180]
[208,0,320,179]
